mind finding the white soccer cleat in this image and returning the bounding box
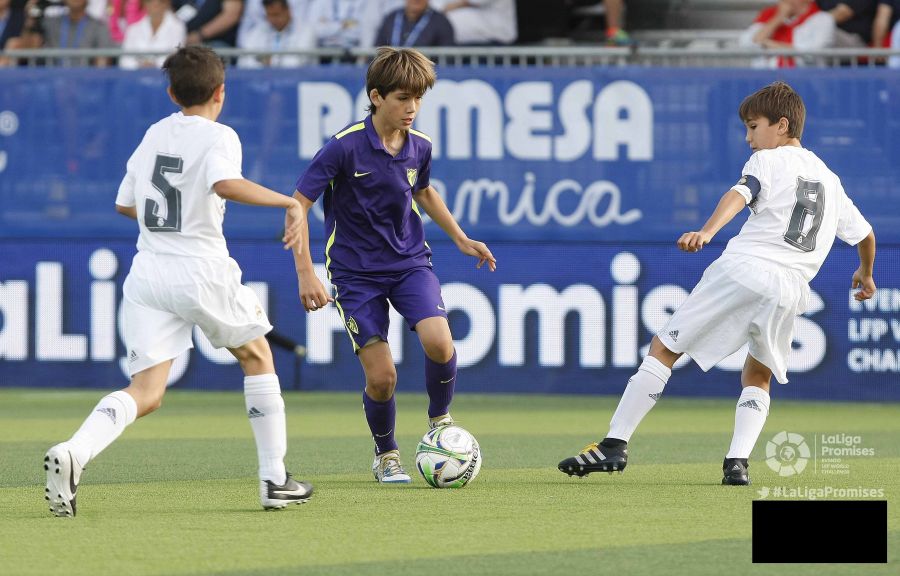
[372,450,412,484]
[260,473,314,510]
[44,443,83,517]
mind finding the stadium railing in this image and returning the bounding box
[2,45,900,68]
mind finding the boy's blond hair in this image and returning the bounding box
[738,81,806,139]
[366,47,436,114]
[162,46,225,108]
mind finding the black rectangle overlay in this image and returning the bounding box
[753,500,887,563]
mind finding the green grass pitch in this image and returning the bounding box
[0,389,897,575]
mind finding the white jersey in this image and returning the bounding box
[724,146,871,282]
[115,112,243,259]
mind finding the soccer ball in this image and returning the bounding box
[415,425,482,488]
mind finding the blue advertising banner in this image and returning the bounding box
[2,67,900,242]
[0,238,897,401]
[0,67,898,400]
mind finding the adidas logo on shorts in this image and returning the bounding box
[128,350,138,363]
[668,330,679,342]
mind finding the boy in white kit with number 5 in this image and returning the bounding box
[559,81,877,485]
[44,46,313,516]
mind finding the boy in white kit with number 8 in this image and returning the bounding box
[559,81,877,485]
[44,46,313,516]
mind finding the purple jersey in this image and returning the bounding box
[296,116,433,277]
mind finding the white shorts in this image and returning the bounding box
[122,251,272,376]
[657,254,809,384]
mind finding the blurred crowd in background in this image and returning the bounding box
[0,0,897,68]
[0,0,650,68]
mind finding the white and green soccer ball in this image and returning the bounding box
[415,425,482,488]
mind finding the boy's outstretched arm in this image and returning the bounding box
[116,205,137,219]
[852,230,876,301]
[213,179,304,250]
[678,189,747,252]
[290,191,333,312]
[414,185,496,271]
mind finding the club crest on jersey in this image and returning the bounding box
[347,316,359,334]
[406,168,418,187]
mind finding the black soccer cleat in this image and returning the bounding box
[558,442,628,477]
[260,473,314,510]
[721,458,751,486]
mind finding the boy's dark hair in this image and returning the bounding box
[262,0,288,8]
[162,46,225,108]
[738,81,806,139]
[366,47,436,114]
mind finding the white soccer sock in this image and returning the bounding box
[726,386,771,459]
[607,356,671,442]
[244,374,287,484]
[68,390,138,467]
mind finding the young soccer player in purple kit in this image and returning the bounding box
[291,47,496,483]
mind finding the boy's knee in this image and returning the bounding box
[143,396,164,416]
[649,336,680,367]
[424,341,454,364]
[230,338,273,373]
[366,371,398,400]
[132,388,164,417]
[232,346,262,364]
[741,370,772,390]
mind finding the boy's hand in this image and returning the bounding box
[283,200,304,251]
[457,238,496,271]
[677,231,712,252]
[298,270,334,313]
[851,268,876,301]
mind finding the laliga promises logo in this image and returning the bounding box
[766,431,811,476]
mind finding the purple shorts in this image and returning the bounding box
[331,266,447,352]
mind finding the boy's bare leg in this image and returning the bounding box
[740,353,772,392]
[124,361,174,417]
[647,335,682,368]
[359,339,398,402]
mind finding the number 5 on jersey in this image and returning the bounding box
[146,154,183,232]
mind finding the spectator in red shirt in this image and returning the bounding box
[739,0,836,67]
